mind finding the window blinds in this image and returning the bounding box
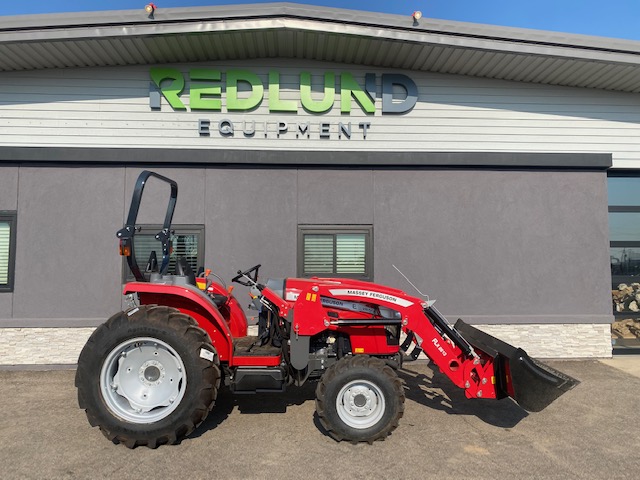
[303,233,366,275]
[133,232,200,274]
[0,221,10,285]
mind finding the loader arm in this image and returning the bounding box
[290,279,578,412]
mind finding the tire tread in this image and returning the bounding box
[315,355,405,443]
[75,305,221,449]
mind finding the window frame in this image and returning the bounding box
[609,175,640,291]
[297,225,373,281]
[0,211,17,293]
[122,224,205,283]
[608,174,640,318]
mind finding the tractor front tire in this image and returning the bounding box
[75,305,220,448]
[315,355,405,443]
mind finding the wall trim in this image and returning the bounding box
[0,364,76,371]
[449,314,614,325]
[0,147,613,169]
[0,318,105,328]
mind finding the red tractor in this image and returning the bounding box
[75,171,578,448]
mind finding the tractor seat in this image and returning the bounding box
[176,256,196,286]
[174,258,229,309]
[209,293,228,308]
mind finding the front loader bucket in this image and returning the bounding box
[454,320,579,412]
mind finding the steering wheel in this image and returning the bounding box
[232,264,261,286]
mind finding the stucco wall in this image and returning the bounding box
[0,163,612,362]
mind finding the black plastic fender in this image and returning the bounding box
[290,334,311,371]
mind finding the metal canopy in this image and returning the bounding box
[1,2,640,92]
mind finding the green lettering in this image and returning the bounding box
[300,72,335,113]
[340,73,375,114]
[189,69,222,111]
[269,71,297,112]
[226,70,263,111]
[150,67,186,110]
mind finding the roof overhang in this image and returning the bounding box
[2,2,640,92]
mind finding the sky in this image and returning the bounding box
[1,0,639,41]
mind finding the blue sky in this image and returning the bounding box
[1,1,639,41]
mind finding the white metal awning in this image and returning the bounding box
[1,2,640,92]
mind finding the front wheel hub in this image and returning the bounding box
[100,337,187,423]
[336,380,386,429]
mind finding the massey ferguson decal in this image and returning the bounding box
[328,289,414,308]
[320,297,377,315]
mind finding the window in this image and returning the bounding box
[608,176,640,349]
[123,225,204,282]
[298,226,373,280]
[0,211,17,292]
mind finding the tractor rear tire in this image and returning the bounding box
[315,355,405,443]
[75,305,220,448]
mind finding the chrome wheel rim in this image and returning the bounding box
[100,337,186,424]
[336,379,385,429]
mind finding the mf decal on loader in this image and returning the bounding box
[75,170,579,448]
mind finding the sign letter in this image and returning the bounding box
[190,69,222,111]
[150,68,186,110]
[269,71,298,112]
[300,72,335,113]
[340,73,375,114]
[227,70,264,111]
[381,74,418,114]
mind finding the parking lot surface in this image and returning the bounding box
[1,359,638,480]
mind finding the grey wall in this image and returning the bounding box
[0,161,612,328]
[0,168,18,210]
[11,168,124,320]
[297,169,374,224]
[205,168,298,284]
[373,170,612,324]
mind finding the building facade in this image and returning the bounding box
[3,3,639,365]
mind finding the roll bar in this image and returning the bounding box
[116,170,178,282]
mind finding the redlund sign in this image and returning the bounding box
[149,68,419,140]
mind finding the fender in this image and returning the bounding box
[123,282,234,362]
[206,282,248,338]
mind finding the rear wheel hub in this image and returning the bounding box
[100,337,187,424]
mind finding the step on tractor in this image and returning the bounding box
[75,170,579,448]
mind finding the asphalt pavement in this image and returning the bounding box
[1,358,639,480]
